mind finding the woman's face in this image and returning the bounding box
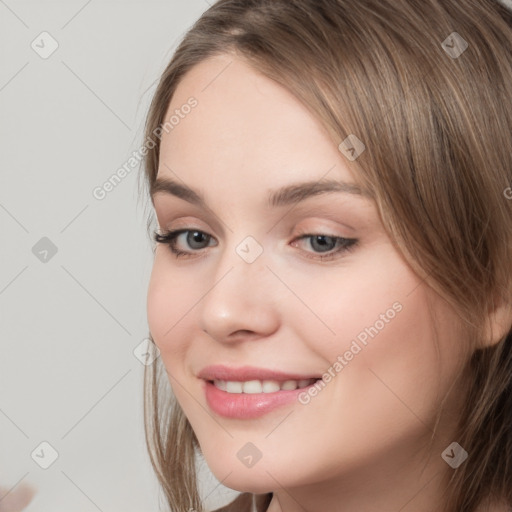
[147,54,467,500]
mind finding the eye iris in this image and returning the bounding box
[187,231,209,249]
[310,235,336,252]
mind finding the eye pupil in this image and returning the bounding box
[310,235,336,253]
[187,231,209,249]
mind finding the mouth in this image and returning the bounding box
[199,365,322,419]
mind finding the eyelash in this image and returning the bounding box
[153,228,358,262]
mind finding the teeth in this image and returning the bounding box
[216,379,227,391]
[281,380,298,390]
[262,380,280,393]
[242,380,262,394]
[226,381,243,393]
[214,378,316,393]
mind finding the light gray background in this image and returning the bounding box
[0,1,238,511]
[2,0,512,511]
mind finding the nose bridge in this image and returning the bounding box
[210,232,269,296]
[197,234,279,341]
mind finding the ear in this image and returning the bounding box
[481,299,512,348]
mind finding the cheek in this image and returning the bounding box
[280,244,463,420]
[146,257,201,408]
[323,274,463,443]
[275,243,415,356]
[146,254,197,360]
[333,256,463,393]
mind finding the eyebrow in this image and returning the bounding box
[150,176,368,208]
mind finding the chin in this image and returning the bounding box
[215,473,276,495]
[203,449,307,494]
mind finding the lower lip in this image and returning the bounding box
[203,380,318,419]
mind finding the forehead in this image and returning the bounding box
[158,54,358,192]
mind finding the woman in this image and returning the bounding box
[141,1,512,511]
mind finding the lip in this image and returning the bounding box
[199,365,321,419]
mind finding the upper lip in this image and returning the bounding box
[198,365,321,382]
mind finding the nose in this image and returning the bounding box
[198,247,280,343]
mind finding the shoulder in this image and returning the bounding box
[212,492,273,512]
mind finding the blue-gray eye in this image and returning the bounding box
[186,230,211,249]
[309,235,337,252]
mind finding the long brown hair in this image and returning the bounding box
[140,1,512,511]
